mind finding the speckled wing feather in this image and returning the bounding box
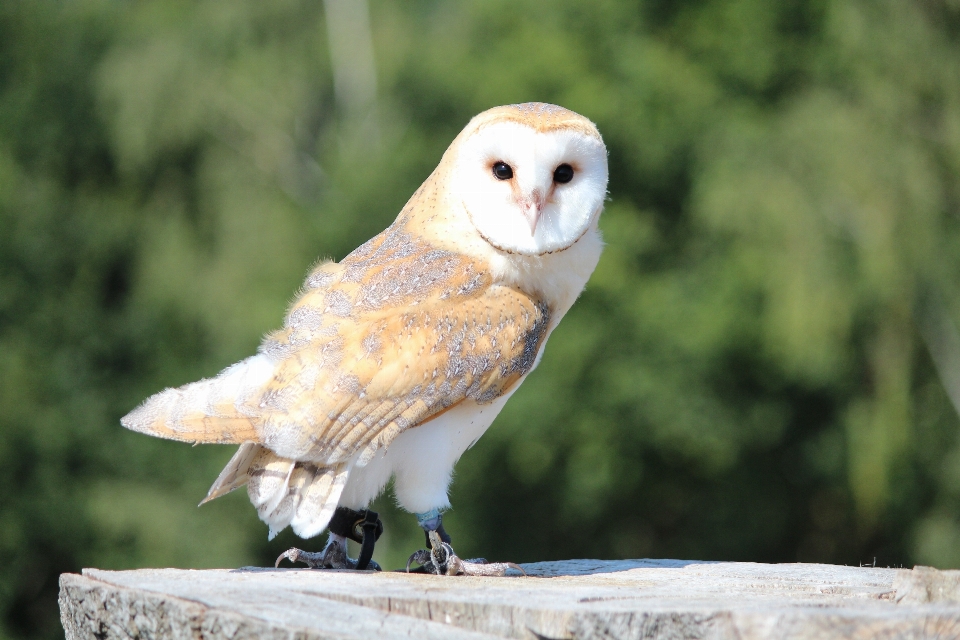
[254,227,551,465]
[123,225,551,466]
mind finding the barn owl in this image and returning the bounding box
[122,103,608,575]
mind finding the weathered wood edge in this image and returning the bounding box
[60,573,276,640]
[894,566,960,604]
[58,572,503,640]
[59,563,960,640]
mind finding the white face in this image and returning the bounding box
[451,121,608,256]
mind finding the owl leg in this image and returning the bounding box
[275,508,383,571]
[405,510,525,577]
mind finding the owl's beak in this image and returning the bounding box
[522,190,544,235]
[523,205,541,235]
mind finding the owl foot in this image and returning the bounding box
[405,530,525,577]
[275,536,381,571]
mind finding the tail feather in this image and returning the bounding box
[128,352,352,541]
[257,466,305,539]
[290,463,350,538]
[200,442,262,505]
[244,448,350,540]
[121,355,275,444]
[247,448,295,518]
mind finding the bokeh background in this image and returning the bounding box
[4,0,960,637]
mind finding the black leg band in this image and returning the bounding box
[328,506,383,571]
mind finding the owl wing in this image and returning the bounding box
[254,272,551,465]
[121,228,551,466]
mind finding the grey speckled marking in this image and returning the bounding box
[360,334,382,358]
[304,268,339,290]
[324,290,353,317]
[339,226,486,313]
[286,306,324,331]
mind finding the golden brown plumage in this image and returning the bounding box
[124,226,550,457]
[253,225,550,464]
[122,102,607,554]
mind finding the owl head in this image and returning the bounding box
[447,103,608,256]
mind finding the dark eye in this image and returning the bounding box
[492,162,513,180]
[553,163,574,184]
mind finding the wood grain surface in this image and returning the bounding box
[59,560,960,639]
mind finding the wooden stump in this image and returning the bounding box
[59,560,960,639]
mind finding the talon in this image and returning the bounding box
[428,532,455,575]
[274,538,364,570]
[407,530,525,576]
[406,549,432,573]
[275,549,295,568]
[275,547,329,569]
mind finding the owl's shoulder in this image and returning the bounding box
[262,226,514,361]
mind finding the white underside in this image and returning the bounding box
[338,385,520,514]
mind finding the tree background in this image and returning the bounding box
[4,0,960,637]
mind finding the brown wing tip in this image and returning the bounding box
[119,393,189,441]
[120,385,261,444]
[198,489,221,507]
[198,474,245,506]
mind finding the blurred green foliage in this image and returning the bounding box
[3,0,960,637]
